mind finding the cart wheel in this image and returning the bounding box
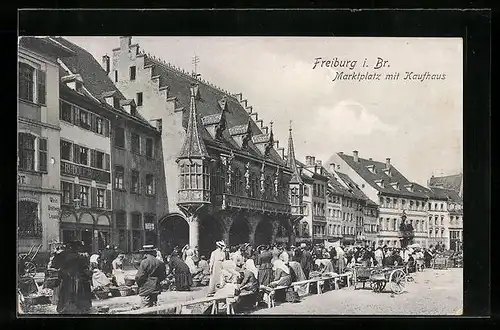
[389,269,406,294]
[24,262,36,278]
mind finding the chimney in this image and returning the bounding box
[369,158,373,161]
[120,36,132,50]
[316,160,322,167]
[385,158,391,168]
[329,163,335,173]
[353,150,359,162]
[274,141,279,149]
[309,156,316,166]
[102,55,110,74]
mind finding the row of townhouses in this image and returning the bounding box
[17,36,463,259]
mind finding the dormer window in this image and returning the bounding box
[390,182,400,190]
[113,97,120,109]
[404,183,414,192]
[61,74,84,95]
[383,168,392,177]
[366,165,376,174]
[375,179,384,188]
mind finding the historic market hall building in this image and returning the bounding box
[109,37,294,256]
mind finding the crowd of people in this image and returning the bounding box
[19,238,455,314]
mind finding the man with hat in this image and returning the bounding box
[135,245,167,308]
[207,241,226,296]
[299,243,314,279]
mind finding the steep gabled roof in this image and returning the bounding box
[19,36,76,59]
[412,182,442,200]
[336,171,378,206]
[429,186,463,204]
[53,37,153,128]
[334,153,427,198]
[178,84,209,159]
[143,55,285,166]
[429,173,463,193]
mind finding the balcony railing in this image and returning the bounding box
[312,215,327,222]
[291,204,306,217]
[221,194,291,214]
[18,221,43,238]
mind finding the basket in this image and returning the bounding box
[118,288,131,297]
[124,278,135,286]
[95,291,110,300]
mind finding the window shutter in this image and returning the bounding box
[38,138,48,172]
[73,106,80,126]
[73,144,80,163]
[73,184,80,202]
[106,189,111,209]
[104,154,110,171]
[37,70,46,105]
[91,187,97,208]
[91,114,96,132]
[105,120,110,138]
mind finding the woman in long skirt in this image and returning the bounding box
[207,241,226,296]
[257,245,273,286]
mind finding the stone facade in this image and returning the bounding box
[18,38,74,254]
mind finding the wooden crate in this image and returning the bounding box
[433,257,448,269]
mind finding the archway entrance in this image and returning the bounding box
[254,219,273,247]
[229,217,250,247]
[199,215,223,259]
[159,214,189,256]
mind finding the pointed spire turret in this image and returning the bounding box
[178,83,209,159]
[287,121,303,184]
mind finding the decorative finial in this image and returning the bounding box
[289,120,292,131]
[270,121,274,131]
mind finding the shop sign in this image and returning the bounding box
[48,196,60,219]
[61,161,110,183]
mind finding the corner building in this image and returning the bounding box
[18,37,74,255]
[110,37,293,256]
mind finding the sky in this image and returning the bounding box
[65,36,463,186]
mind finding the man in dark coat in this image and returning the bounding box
[299,243,314,279]
[135,245,167,308]
[52,241,93,314]
[100,245,116,275]
[168,250,193,291]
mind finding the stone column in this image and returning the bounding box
[271,220,279,244]
[222,231,230,246]
[188,215,200,249]
[288,219,296,247]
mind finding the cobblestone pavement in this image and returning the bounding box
[250,268,463,315]
[22,268,462,315]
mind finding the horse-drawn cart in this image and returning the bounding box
[353,265,407,294]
